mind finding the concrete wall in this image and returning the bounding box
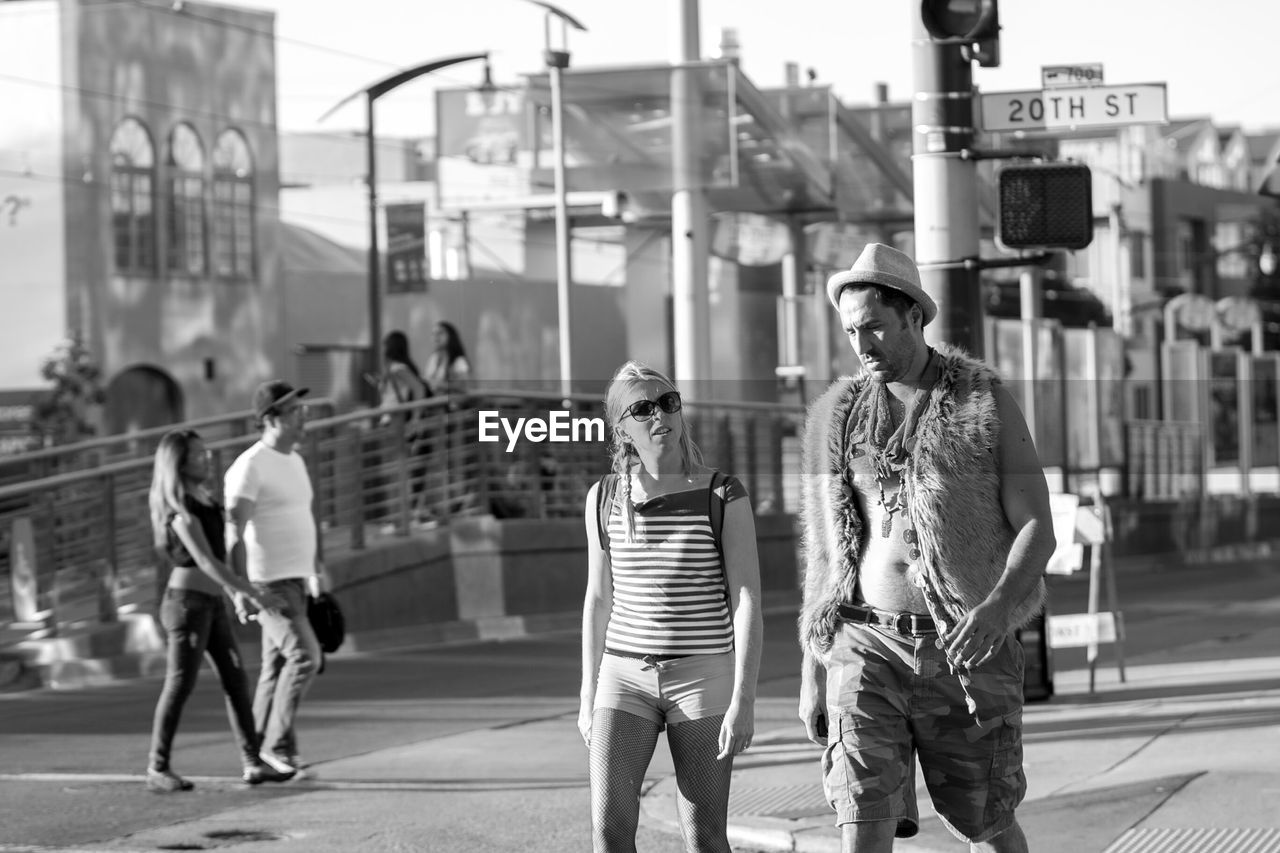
[312,512,799,652]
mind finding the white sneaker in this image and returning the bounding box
[260,750,312,778]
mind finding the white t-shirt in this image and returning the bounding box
[224,441,317,583]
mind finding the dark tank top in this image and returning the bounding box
[164,495,226,568]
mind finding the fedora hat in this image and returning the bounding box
[826,243,937,326]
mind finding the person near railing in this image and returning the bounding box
[579,362,763,853]
[144,429,294,792]
[424,320,476,518]
[423,320,471,396]
[372,330,435,528]
[797,244,1055,853]
[225,380,331,780]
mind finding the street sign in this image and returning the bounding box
[980,83,1167,133]
[1042,64,1103,89]
[1048,612,1117,649]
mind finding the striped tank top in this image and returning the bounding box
[603,475,746,656]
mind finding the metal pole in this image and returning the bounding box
[549,49,573,399]
[1020,268,1041,445]
[671,0,711,388]
[366,93,382,382]
[911,16,983,354]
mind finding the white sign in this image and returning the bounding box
[1048,612,1117,649]
[980,83,1168,133]
[805,222,872,269]
[710,212,792,267]
[1042,64,1104,89]
[1046,493,1084,575]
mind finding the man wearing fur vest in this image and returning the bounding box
[797,243,1056,853]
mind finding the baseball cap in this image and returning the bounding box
[252,380,310,419]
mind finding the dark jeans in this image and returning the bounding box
[252,578,320,758]
[149,588,258,771]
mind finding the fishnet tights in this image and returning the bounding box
[589,708,733,853]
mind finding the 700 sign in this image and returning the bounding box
[980,83,1167,133]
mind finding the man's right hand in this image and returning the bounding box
[798,677,828,745]
[232,590,254,624]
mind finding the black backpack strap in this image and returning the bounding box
[595,474,618,557]
[707,471,725,562]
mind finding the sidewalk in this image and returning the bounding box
[644,630,1280,853]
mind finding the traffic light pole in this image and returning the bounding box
[911,16,984,355]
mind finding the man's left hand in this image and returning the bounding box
[943,600,1012,669]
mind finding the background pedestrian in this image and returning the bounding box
[145,429,293,792]
[225,380,330,780]
[375,330,434,527]
[424,321,471,396]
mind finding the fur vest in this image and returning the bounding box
[799,344,1046,656]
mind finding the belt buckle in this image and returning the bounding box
[892,613,913,636]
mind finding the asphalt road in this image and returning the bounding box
[0,555,1274,852]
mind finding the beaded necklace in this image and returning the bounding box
[849,348,940,539]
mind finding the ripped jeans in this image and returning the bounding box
[149,588,258,771]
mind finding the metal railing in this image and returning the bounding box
[0,391,804,640]
[0,400,337,489]
[1124,419,1204,500]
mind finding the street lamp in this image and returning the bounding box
[520,0,587,399]
[319,52,491,383]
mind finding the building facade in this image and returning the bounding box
[0,0,283,431]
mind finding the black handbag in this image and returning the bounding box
[307,592,346,655]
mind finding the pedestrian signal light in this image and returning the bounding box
[997,163,1094,251]
[920,0,1001,67]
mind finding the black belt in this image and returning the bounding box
[606,648,690,664]
[838,603,937,637]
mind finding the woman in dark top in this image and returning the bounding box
[424,321,471,396]
[145,429,291,792]
[377,330,434,526]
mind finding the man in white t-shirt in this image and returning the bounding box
[226,379,329,778]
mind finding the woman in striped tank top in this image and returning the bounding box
[580,362,763,853]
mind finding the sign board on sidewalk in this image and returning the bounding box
[1042,64,1104,89]
[1047,493,1085,575]
[1047,492,1110,575]
[980,83,1168,133]
[1048,612,1117,648]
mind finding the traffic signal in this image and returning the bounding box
[920,0,1000,67]
[997,163,1094,251]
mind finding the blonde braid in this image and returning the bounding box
[620,457,636,544]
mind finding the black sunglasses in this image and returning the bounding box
[623,390,682,422]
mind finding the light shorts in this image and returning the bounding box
[593,650,734,726]
[822,622,1027,844]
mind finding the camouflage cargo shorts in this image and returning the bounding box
[821,621,1027,844]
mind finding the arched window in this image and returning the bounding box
[167,123,206,276]
[212,129,255,279]
[109,118,156,275]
